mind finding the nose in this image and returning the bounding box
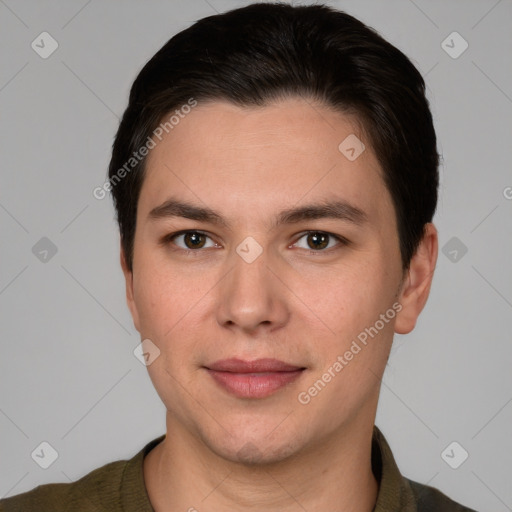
[215,245,290,336]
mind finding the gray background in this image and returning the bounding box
[1,0,511,510]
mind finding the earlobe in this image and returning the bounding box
[120,241,141,333]
[394,223,438,335]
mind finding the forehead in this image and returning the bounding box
[139,98,393,224]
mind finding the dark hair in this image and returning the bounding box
[108,2,438,272]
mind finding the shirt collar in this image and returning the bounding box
[372,426,418,512]
[121,426,417,511]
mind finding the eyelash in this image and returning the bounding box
[161,230,349,255]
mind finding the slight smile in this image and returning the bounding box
[204,358,306,399]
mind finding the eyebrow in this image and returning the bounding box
[148,198,367,229]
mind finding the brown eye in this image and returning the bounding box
[293,231,347,252]
[183,232,206,249]
[166,231,217,251]
[306,232,329,250]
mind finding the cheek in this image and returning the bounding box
[135,283,191,341]
[132,265,205,406]
[131,251,217,369]
[299,259,397,339]
[132,255,191,339]
[296,277,397,427]
[298,257,400,407]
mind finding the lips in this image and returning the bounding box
[205,358,305,399]
[207,358,302,373]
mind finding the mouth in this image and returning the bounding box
[204,358,306,399]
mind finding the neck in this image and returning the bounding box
[144,414,379,512]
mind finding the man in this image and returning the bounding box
[0,3,477,511]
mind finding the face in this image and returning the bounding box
[122,97,431,464]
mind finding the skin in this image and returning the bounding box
[121,97,438,511]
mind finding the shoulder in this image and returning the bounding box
[406,478,479,512]
[0,434,163,512]
[0,458,128,512]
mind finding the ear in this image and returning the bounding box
[394,223,438,334]
[120,240,141,333]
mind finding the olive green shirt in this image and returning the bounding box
[0,426,477,511]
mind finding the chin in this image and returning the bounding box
[198,420,307,467]
[220,438,300,466]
